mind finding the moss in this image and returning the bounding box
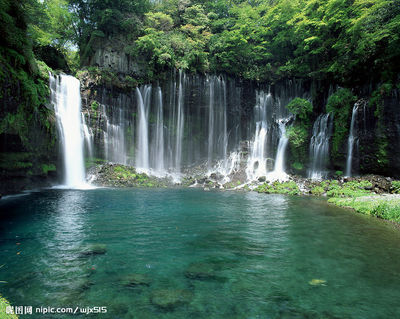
[391,181,400,194]
[325,180,372,198]
[91,101,99,111]
[0,295,19,318]
[0,152,33,170]
[36,60,54,81]
[311,186,324,196]
[369,83,393,172]
[326,88,357,161]
[41,163,56,175]
[287,124,309,169]
[256,181,300,195]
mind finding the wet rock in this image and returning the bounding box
[120,273,151,287]
[210,172,224,181]
[258,176,266,182]
[150,289,193,310]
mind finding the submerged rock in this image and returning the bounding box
[79,244,107,257]
[120,273,151,287]
[185,262,217,280]
[150,289,193,310]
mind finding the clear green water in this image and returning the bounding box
[1,188,400,318]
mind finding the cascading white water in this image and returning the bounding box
[207,76,230,173]
[82,113,93,160]
[88,74,307,183]
[345,104,359,177]
[309,113,332,180]
[136,86,151,171]
[246,91,272,180]
[174,71,185,174]
[102,105,127,165]
[50,74,87,188]
[266,118,290,181]
[207,76,215,169]
[151,87,165,174]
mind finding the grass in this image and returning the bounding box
[0,294,18,319]
[255,181,300,195]
[328,196,400,222]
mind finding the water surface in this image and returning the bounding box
[1,188,400,318]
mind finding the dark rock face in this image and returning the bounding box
[356,92,400,178]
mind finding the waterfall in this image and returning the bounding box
[207,76,214,169]
[309,113,332,180]
[151,87,165,174]
[207,76,229,172]
[246,91,272,180]
[82,113,93,160]
[136,86,151,171]
[266,118,290,181]
[102,105,127,165]
[50,74,87,188]
[174,70,185,174]
[345,103,359,177]
[83,73,309,182]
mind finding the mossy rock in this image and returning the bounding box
[150,289,193,310]
[120,273,151,287]
[79,244,107,257]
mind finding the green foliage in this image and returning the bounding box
[335,170,343,177]
[369,83,392,171]
[42,163,56,175]
[311,186,324,196]
[256,181,300,195]
[326,88,357,161]
[286,98,313,169]
[91,101,99,111]
[0,0,57,177]
[0,152,34,171]
[324,180,373,198]
[287,124,309,168]
[328,196,400,222]
[291,162,304,171]
[286,98,313,121]
[391,181,400,194]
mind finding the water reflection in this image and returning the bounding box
[38,190,90,302]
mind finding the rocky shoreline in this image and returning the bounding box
[85,163,400,224]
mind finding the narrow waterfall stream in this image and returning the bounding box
[309,113,332,180]
[266,118,290,181]
[50,74,88,188]
[345,103,359,177]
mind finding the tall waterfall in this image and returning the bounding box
[150,87,165,174]
[246,91,272,180]
[309,113,332,180]
[269,119,290,179]
[174,71,185,174]
[345,103,359,177]
[136,86,151,171]
[246,89,294,181]
[50,74,87,188]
